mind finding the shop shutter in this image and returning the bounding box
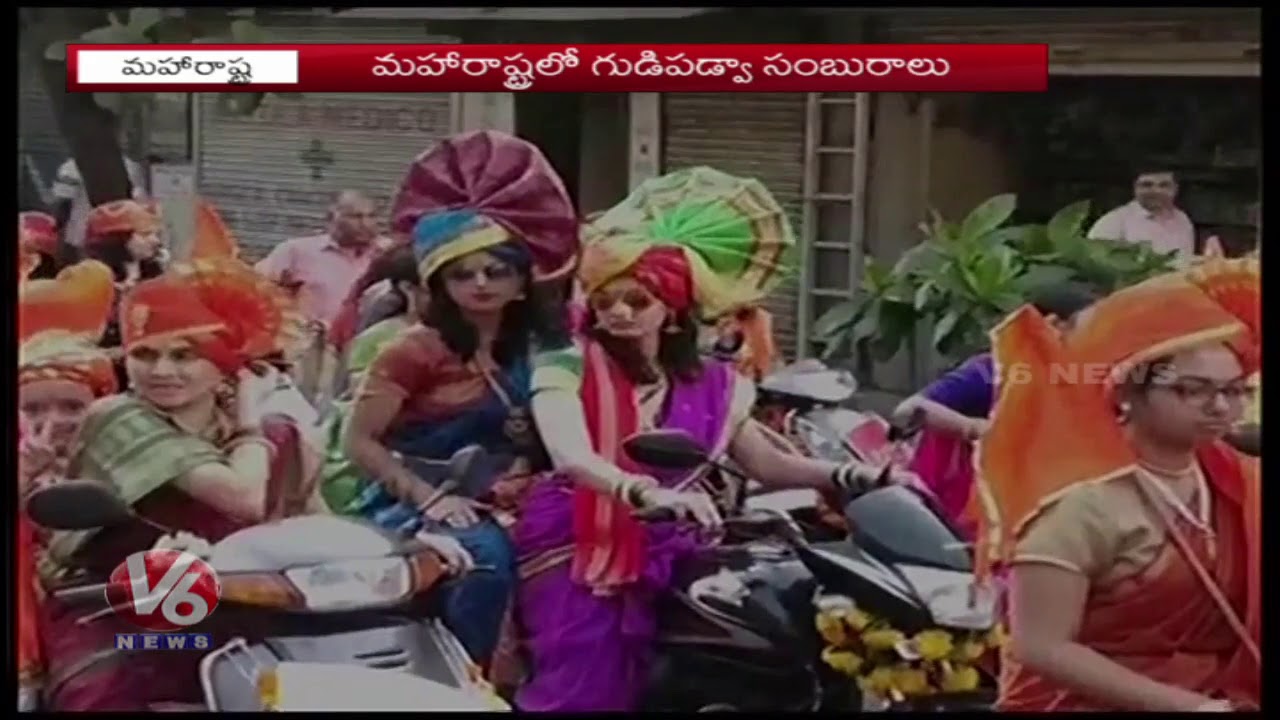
[662,93,807,358]
[196,21,459,261]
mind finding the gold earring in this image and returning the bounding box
[1116,401,1132,424]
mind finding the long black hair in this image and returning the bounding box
[422,242,569,367]
[83,232,163,283]
[353,245,421,321]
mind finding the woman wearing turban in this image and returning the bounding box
[977,259,1260,711]
[341,131,579,668]
[17,260,119,711]
[35,255,327,710]
[507,167,909,710]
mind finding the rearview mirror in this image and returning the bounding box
[447,445,490,497]
[25,480,134,531]
[622,430,708,470]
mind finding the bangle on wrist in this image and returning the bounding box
[614,474,652,508]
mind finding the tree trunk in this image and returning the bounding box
[22,9,133,207]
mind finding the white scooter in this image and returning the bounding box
[26,446,510,712]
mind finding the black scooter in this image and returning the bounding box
[623,430,997,712]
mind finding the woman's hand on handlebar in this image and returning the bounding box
[639,487,723,530]
[832,461,922,496]
[421,494,482,529]
[415,531,475,575]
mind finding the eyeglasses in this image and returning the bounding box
[443,263,517,284]
[589,288,655,312]
[1151,379,1257,406]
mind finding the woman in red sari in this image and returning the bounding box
[975,258,1260,711]
[17,260,119,710]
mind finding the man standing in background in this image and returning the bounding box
[256,190,390,328]
[1088,165,1197,265]
[50,114,149,248]
[256,189,391,404]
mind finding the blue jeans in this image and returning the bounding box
[429,519,516,665]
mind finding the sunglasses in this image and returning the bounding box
[589,288,656,312]
[443,263,517,284]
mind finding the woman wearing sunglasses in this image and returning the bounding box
[504,168,908,711]
[342,131,578,669]
[979,259,1259,711]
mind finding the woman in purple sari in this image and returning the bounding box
[505,169,902,711]
[894,284,1099,538]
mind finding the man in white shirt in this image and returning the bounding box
[1088,167,1197,265]
[50,116,149,248]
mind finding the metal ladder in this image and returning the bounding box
[796,93,871,359]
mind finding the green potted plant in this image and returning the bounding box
[813,194,1177,369]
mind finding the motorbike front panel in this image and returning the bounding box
[202,618,473,711]
[649,545,824,711]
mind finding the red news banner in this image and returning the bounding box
[66,44,1049,93]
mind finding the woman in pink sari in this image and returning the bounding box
[507,168,904,711]
[896,284,1098,538]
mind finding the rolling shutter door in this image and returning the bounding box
[196,21,459,261]
[662,93,807,359]
[18,51,70,209]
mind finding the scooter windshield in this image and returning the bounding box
[844,486,971,572]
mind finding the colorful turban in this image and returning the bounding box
[122,258,302,374]
[19,211,59,256]
[975,258,1261,577]
[19,260,118,397]
[409,210,530,284]
[389,130,579,282]
[190,199,240,260]
[578,166,796,320]
[85,199,160,247]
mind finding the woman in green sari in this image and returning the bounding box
[37,257,328,710]
[321,245,422,512]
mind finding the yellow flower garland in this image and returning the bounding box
[814,595,1004,703]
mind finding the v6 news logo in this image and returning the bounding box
[106,549,222,631]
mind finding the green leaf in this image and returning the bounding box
[230,19,271,43]
[958,194,1016,244]
[126,8,165,34]
[862,258,892,293]
[44,40,69,61]
[80,23,148,44]
[849,303,882,344]
[893,242,947,276]
[932,309,963,350]
[913,282,934,311]
[92,92,125,114]
[1046,200,1091,248]
[1016,264,1078,294]
[812,300,862,339]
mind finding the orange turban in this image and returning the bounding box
[974,258,1261,576]
[121,258,300,374]
[19,260,118,397]
[84,200,160,247]
[19,211,58,256]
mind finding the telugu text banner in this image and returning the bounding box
[67,44,1048,93]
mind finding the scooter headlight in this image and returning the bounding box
[283,557,412,611]
[897,566,997,631]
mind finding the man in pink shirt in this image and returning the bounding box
[256,190,391,403]
[1087,166,1197,265]
[256,190,389,327]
